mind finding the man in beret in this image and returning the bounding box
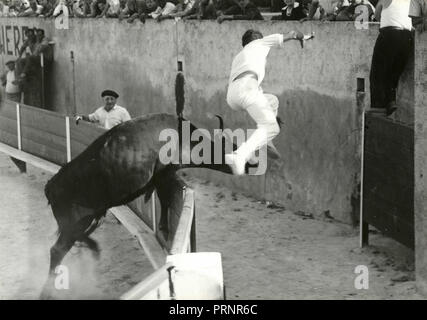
[78,90,131,129]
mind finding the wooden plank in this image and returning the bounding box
[0,101,18,120]
[0,130,18,148]
[20,106,66,137]
[0,141,61,174]
[170,189,195,255]
[21,137,67,165]
[70,121,106,159]
[70,121,106,146]
[120,262,172,300]
[363,113,414,248]
[19,103,66,119]
[363,199,414,248]
[128,197,153,228]
[0,116,18,135]
[109,205,166,270]
[20,125,67,153]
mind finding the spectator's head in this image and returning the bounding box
[242,29,263,47]
[36,28,45,40]
[29,0,37,10]
[101,90,119,111]
[284,0,296,5]
[237,0,250,9]
[5,60,15,71]
[146,0,157,11]
[24,28,36,42]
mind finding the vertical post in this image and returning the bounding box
[70,51,77,115]
[16,103,22,150]
[65,116,71,162]
[40,53,45,109]
[151,191,156,233]
[190,200,197,253]
[359,110,368,247]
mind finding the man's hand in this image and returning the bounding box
[217,15,226,23]
[75,115,83,124]
[291,30,305,41]
[290,30,315,48]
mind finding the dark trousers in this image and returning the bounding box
[369,28,413,109]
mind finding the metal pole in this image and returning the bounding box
[16,103,21,150]
[70,51,77,115]
[65,116,71,162]
[359,110,366,248]
[40,53,45,108]
[190,200,196,253]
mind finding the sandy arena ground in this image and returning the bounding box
[0,152,423,300]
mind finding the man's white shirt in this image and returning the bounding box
[228,34,284,86]
[88,105,131,129]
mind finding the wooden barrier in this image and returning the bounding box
[170,188,196,255]
[0,100,18,148]
[121,252,224,300]
[19,104,67,165]
[361,113,414,248]
[69,120,106,159]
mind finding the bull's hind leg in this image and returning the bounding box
[40,231,77,299]
[48,232,76,274]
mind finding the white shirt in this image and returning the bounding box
[88,105,131,129]
[380,0,412,30]
[107,0,120,14]
[5,71,19,94]
[149,2,176,18]
[228,34,284,85]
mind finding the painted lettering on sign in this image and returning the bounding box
[0,24,44,57]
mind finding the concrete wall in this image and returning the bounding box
[414,31,427,296]
[0,18,415,223]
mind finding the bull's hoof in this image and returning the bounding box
[39,285,55,300]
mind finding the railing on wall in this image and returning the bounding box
[0,99,224,299]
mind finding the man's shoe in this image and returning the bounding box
[225,153,246,176]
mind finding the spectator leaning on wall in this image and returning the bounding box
[181,0,234,20]
[369,0,413,116]
[336,0,375,21]
[157,0,194,19]
[1,60,21,103]
[39,0,55,17]
[77,90,131,130]
[409,0,427,32]
[149,0,176,20]
[118,0,145,22]
[271,0,308,20]
[217,0,263,23]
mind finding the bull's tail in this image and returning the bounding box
[175,72,185,119]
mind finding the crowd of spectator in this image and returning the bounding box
[0,0,383,23]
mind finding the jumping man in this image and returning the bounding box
[225,29,313,175]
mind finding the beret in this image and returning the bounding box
[5,60,15,65]
[101,90,119,98]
